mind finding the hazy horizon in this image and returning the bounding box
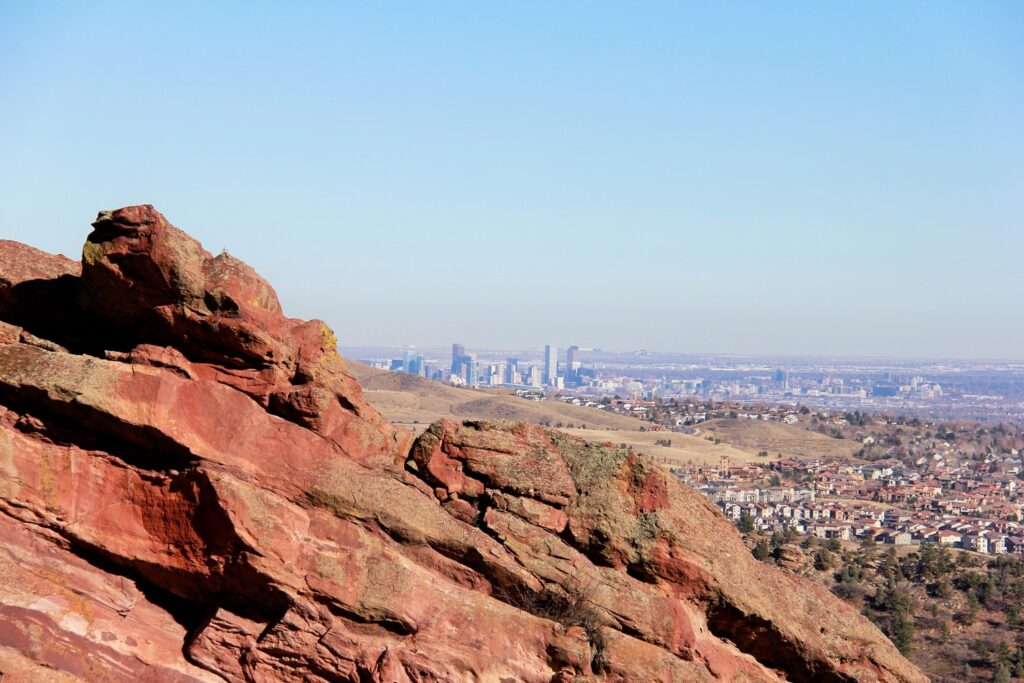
[341,343,1024,364]
[2,2,1021,359]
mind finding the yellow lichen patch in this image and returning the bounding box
[307,486,370,522]
[319,322,339,356]
[302,351,345,384]
[81,240,108,266]
[39,566,97,628]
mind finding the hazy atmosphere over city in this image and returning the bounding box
[2,2,1021,358]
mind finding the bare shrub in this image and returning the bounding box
[494,577,607,670]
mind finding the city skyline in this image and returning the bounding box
[355,340,1024,422]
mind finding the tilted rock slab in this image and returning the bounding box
[0,206,925,682]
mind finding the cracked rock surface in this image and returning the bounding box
[0,207,925,682]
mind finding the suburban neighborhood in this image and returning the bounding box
[681,451,1024,556]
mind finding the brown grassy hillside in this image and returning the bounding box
[347,362,646,434]
[348,364,860,465]
[559,426,762,467]
[700,417,861,460]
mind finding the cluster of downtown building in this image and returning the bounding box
[382,343,588,390]
[383,347,946,404]
[356,345,1020,420]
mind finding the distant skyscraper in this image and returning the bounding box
[461,354,478,386]
[505,357,519,384]
[452,343,465,373]
[454,353,473,383]
[563,345,581,386]
[566,345,580,372]
[402,350,411,374]
[489,363,505,385]
[544,345,558,385]
[415,354,426,377]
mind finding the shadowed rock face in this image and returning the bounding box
[0,206,925,682]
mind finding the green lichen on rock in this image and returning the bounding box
[551,432,630,491]
[634,510,662,547]
[81,240,107,266]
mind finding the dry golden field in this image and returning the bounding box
[699,417,862,460]
[558,427,763,467]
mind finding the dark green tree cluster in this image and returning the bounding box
[983,640,1024,681]
[814,547,836,571]
[867,581,917,654]
[832,555,869,600]
[914,543,954,582]
[752,539,771,562]
[987,556,1024,631]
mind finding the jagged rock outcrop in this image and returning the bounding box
[0,206,925,682]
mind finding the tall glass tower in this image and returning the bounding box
[544,344,558,386]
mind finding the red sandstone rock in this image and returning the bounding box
[0,239,80,289]
[0,207,926,682]
[0,321,20,345]
[75,204,407,463]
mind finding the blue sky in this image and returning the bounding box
[1,2,1021,358]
